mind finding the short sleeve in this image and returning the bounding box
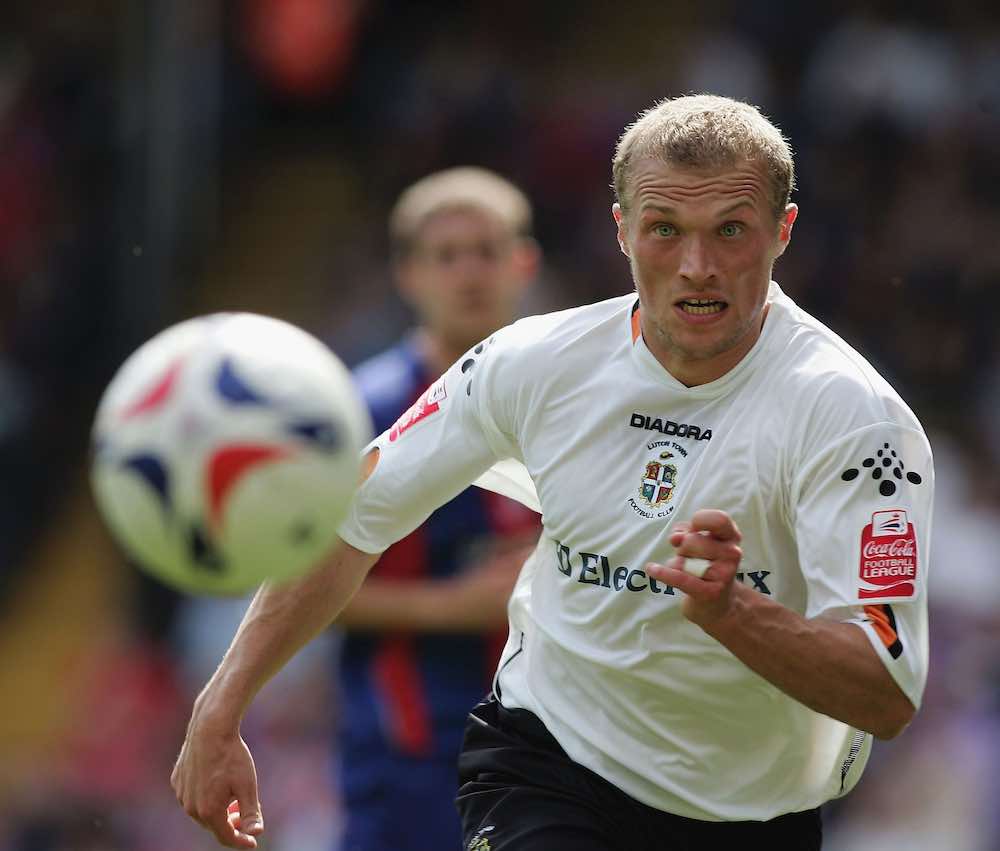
[791,423,934,708]
[337,331,521,554]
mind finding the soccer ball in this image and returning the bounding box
[91,313,372,594]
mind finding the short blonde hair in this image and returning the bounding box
[613,94,795,221]
[389,167,533,257]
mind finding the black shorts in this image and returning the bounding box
[456,695,822,851]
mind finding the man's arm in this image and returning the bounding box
[649,510,914,740]
[173,324,537,845]
[171,539,380,849]
[336,537,534,632]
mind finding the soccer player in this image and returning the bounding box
[172,95,933,850]
[332,167,541,851]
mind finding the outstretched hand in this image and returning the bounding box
[646,509,744,628]
[171,709,264,848]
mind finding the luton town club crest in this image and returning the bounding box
[640,452,677,507]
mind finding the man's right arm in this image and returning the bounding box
[174,328,530,846]
[171,539,380,849]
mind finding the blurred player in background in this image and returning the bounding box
[332,168,541,851]
[173,97,933,850]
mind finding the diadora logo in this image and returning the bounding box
[841,441,924,497]
[629,412,713,441]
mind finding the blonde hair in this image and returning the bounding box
[389,167,533,257]
[613,94,795,220]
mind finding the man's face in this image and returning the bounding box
[398,207,536,351]
[614,158,797,385]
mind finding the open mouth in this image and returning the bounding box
[677,298,727,315]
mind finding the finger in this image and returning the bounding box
[690,509,742,542]
[647,560,712,594]
[226,800,262,844]
[171,766,182,803]
[681,557,712,578]
[668,521,692,546]
[234,776,264,837]
[675,531,742,563]
[205,805,257,849]
[170,751,185,798]
[647,557,738,591]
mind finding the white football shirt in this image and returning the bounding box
[338,282,934,821]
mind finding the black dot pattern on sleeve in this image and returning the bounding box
[840,441,926,498]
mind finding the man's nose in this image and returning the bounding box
[449,246,496,276]
[677,235,717,283]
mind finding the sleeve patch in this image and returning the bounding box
[858,509,918,599]
[388,377,447,442]
[864,604,903,659]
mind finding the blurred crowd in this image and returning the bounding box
[1,1,998,849]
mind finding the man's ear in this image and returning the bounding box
[512,236,542,286]
[775,204,798,258]
[779,204,798,243]
[612,203,630,257]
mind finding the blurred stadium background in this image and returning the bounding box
[1,1,999,849]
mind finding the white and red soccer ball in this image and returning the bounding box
[91,313,372,594]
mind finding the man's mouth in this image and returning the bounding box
[677,298,727,315]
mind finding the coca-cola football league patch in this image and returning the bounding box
[858,509,918,599]
[388,377,446,442]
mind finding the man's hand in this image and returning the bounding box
[171,704,264,848]
[647,509,744,627]
[647,509,915,738]
[170,542,380,844]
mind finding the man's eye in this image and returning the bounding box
[720,222,744,237]
[654,224,676,237]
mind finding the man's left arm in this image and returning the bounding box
[649,511,914,740]
[655,416,933,738]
